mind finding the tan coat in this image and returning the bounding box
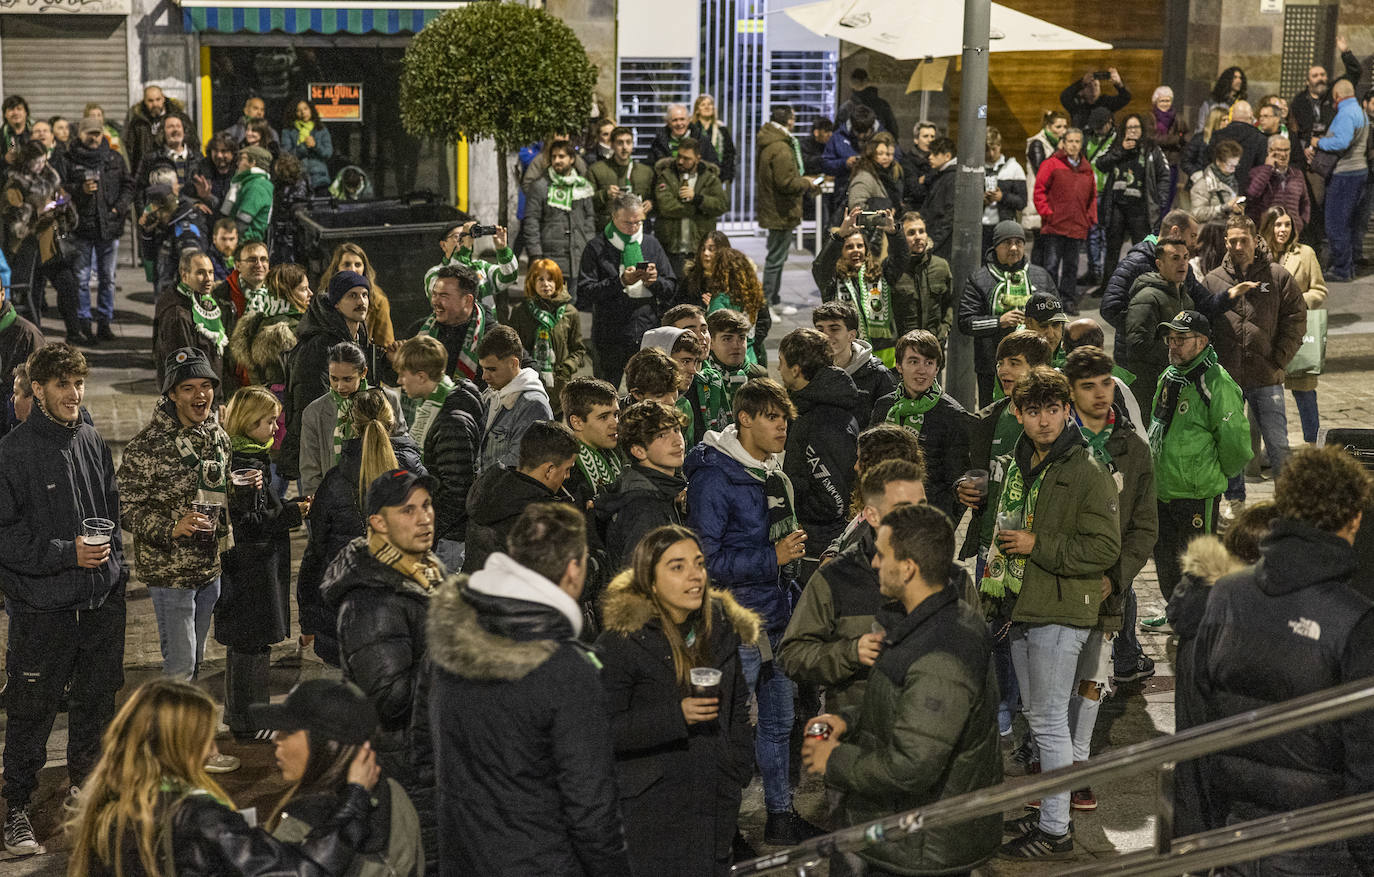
[1278,243,1327,392]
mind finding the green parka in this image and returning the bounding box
[652,157,727,255]
[223,166,273,242]
[890,250,955,345]
[1149,345,1253,501]
[755,122,814,230]
[587,157,656,230]
[1089,411,1159,634]
[998,428,1122,628]
[825,587,1002,875]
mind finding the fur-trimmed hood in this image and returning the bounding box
[427,557,582,683]
[228,311,298,385]
[1180,534,1246,586]
[599,570,760,645]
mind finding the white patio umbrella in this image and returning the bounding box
[784,0,1112,59]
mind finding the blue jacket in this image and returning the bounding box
[281,125,333,190]
[822,121,877,201]
[1316,96,1366,155]
[685,442,790,633]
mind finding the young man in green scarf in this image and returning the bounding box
[525,141,596,302]
[987,367,1120,861]
[154,250,227,400]
[652,137,727,278]
[871,329,971,522]
[693,308,766,434]
[560,377,623,510]
[394,335,482,572]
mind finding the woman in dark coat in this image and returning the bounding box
[594,525,758,877]
[297,388,424,666]
[216,386,307,741]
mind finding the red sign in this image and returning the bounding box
[309,82,363,122]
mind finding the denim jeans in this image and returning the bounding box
[1291,389,1320,443]
[740,640,795,814]
[763,228,793,305]
[1069,630,1112,762]
[71,238,118,324]
[1324,170,1366,279]
[149,578,221,680]
[1225,384,1289,501]
[992,631,1020,736]
[1037,233,1083,308]
[1353,172,1374,265]
[1010,622,1091,836]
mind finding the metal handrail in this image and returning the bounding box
[732,675,1374,874]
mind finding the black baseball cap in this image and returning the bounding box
[365,468,439,518]
[248,679,378,745]
[1025,292,1069,325]
[1158,309,1211,338]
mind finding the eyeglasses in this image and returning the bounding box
[1165,334,1200,347]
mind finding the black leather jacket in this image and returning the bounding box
[91,784,372,877]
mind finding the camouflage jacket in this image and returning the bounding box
[118,401,231,589]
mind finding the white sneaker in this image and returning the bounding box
[779,304,799,316]
[3,807,42,856]
[204,752,241,774]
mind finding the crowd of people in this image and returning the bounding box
[0,55,1370,877]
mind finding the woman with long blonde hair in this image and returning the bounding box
[595,525,757,875]
[295,388,425,666]
[319,243,395,351]
[689,94,737,184]
[65,678,378,877]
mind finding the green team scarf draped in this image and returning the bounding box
[546,168,594,212]
[768,121,804,174]
[409,375,455,450]
[421,306,487,382]
[1075,407,1116,468]
[526,298,566,379]
[885,382,943,432]
[988,262,1032,317]
[576,442,625,495]
[675,395,696,446]
[605,221,645,268]
[177,282,228,354]
[839,267,895,351]
[0,302,17,334]
[746,459,799,545]
[979,456,1043,601]
[329,380,367,466]
[243,285,295,317]
[1148,346,1217,458]
[691,366,730,433]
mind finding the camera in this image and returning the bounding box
[469,224,500,238]
[857,210,886,230]
[1093,70,1112,80]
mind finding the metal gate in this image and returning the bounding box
[1,15,131,128]
[700,0,768,226]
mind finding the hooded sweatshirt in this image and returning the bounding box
[479,367,553,472]
[842,338,899,421]
[785,366,863,549]
[467,551,584,638]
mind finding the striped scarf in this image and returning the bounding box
[410,375,455,450]
[546,168,594,211]
[525,298,566,381]
[1148,346,1217,458]
[838,267,894,346]
[329,380,366,466]
[422,307,487,382]
[576,442,624,495]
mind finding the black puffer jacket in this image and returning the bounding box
[319,537,435,864]
[297,435,425,664]
[1193,518,1374,874]
[427,563,633,876]
[957,254,1058,376]
[282,296,375,479]
[61,139,134,242]
[215,448,303,650]
[595,464,686,571]
[0,405,125,613]
[784,366,863,551]
[420,379,483,545]
[595,575,757,876]
[91,784,373,877]
[871,388,972,522]
[462,464,574,573]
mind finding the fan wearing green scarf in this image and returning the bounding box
[561,377,625,510]
[508,259,589,410]
[526,141,597,300]
[156,252,227,396]
[813,207,907,367]
[873,330,971,521]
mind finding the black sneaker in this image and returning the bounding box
[4,806,42,856]
[232,728,274,745]
[731,829,758,862]
[764,809,825,846]
[96,322,116,341]
[998,825,1074,859]
[1004,811,1074,837]
[1010,736,1037,769]
[1112,654,1156,684]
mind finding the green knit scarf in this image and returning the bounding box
[980,455,1043,601]
[526,298,567,378]
[885,382,943,432]
[605,221,644,268]
[329,379,367,466]
[547,168,594,212]
[177,282,228,354]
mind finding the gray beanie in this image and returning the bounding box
[992,220,1027,248]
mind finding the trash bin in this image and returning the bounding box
[294,195,470,335]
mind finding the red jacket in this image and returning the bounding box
[1034,149,1097,239]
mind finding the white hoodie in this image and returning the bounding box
[702,424,785,477]
[467,552,583,638]
[484,366,547,432]
[842,339,876,377]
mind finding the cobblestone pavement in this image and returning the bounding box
[3,238,1369,873]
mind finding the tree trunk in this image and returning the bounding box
[496,140,511,229]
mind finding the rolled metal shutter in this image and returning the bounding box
[2,15,130,128]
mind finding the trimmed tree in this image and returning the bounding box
[400,2,598,227]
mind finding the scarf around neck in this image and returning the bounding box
[988,261,1032,316]
[410,375,454,450]
[177,282,228,354]
[1153,107,1176,139]
[704,426,799,546]
[838,266,895,346]
[547,168,594,211]
[1148,346,1217,458]
[422,307,486,382]
[885,382,942,432]
[230,434,273,456]
[605,221,644,267]
[294,119,314,140]
[243,285,295,318]
[980,450,1043,602]
[328,381,367,466]
[526,298,567,379]
[0,302,16,334]
[576,441,624,496]
[368,530,444,590]
[767,120,805,175]
[1075,407,1116,468]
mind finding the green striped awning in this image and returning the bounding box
[183,6,442,34]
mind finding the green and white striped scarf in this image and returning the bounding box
[410,375,455,450]
[576,441,624,495]
[329,380,367,466]
[546,168,594,212]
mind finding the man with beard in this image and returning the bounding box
[588,126,655,231]
[653,138,727,279]
[62,117,132,343]
[153,251,226,394]
[125,85,197,176]
[1289,35,1362,160]
[801,502,1001,877]
[192,134,239,211]
[408,263,494,387]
